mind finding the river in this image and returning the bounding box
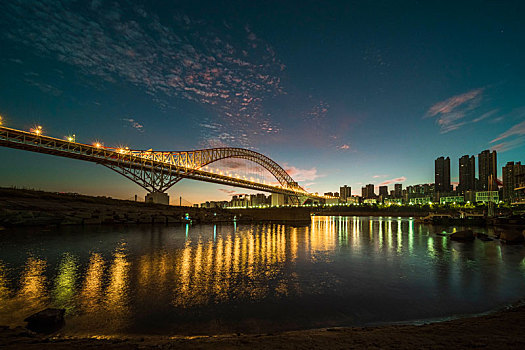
[0,216,524,336]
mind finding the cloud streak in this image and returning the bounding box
[490,112,525,152]
[378,176,407,186]
[283,163,322,182]
[491,120,525,143]
[123,118,144,132]
[425,88,485,133]
[491,137,525,153]
[218,188,238,196]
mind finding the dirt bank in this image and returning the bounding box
[2,303,525,349]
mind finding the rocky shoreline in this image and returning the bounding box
[1,302,525,349]
[0,188,244,227]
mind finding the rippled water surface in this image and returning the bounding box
[1,216,525,336]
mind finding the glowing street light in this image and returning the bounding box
[30,125,43,135]
[66,134,76,142]
[93,142,102,148]
[0,115,3,125]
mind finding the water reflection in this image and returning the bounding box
[79,253,105,312]
[0,216,524,336]
[53,253,78,312]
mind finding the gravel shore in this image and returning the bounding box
[2,303,525,349]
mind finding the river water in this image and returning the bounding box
[0,216,524,336]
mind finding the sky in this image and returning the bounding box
[0,0,524,204]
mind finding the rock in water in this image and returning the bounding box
[500,231,524,244]
[24,308,65,333]
[475,232,493,241]
[450,230,474,241]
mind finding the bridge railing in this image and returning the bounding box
[0,126,311,196]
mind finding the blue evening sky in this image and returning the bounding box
[0,0,524,203]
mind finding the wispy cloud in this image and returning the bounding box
[218,188,237,196]
[8,58,23,64]
[283,163,322,182]
[425,88,484,133]
[337,144,350,150]
[491,120,525,143]
[24,78,62,96]
[1,1,285,147]
[472,109,498,123]
[490,115,525,152]
[378,176,407,186]
[123,118,144,132]
[491,137,525,153]
[373,174,388,179]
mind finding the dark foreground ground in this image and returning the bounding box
[2,303,525,349]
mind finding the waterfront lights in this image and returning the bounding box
[0,115,3,125]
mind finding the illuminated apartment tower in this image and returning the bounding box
[478,150,497,190]
[458,155,475,194]
[502,161,525,202]
[340,185,352,201]
[435,156,451,194]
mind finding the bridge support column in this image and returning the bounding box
[145,192,170,205]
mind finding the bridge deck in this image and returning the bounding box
[0,126,316,198]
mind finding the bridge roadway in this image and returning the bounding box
[0,125,316,201]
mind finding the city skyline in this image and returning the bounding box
[1,1,524,204]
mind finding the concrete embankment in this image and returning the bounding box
[317,210,429,217]
[224,207,447,223]
[230,207,312,223]
[228,207,429,223]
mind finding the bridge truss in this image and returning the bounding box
[0,126,311,203]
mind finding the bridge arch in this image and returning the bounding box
[196,147,303,191]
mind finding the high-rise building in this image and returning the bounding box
[478,150,497,191]
[340,185,351,201]
[502,161,525,202]
[424,183,435,195]
[361,186,366,198]
[379,185,388,198]
[250,193,268,206]
[394,183,402,198]
[458,155,476,194]
[435,156,451,193]
[364,184,375,199]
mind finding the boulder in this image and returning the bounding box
[24,308,65,333]
[500,231,524,244]
[475,232,493,242]
[450,229,474,241]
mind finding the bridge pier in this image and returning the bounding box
[145,192,169,205]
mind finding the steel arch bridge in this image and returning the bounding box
[0,125,313,203]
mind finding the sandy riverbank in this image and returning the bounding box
[2,302,525,349]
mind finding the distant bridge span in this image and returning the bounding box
[0,125,316,204]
